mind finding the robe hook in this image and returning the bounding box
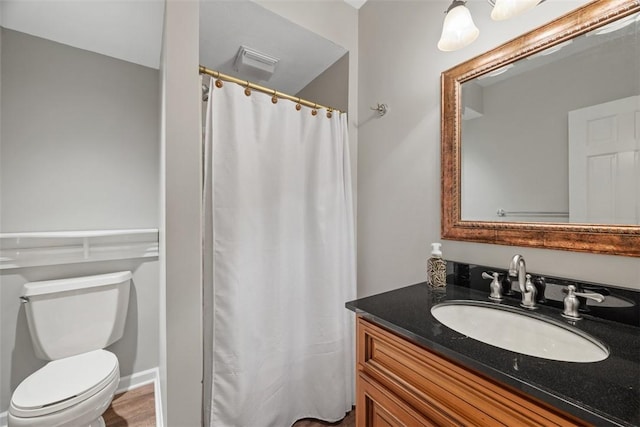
[371,103,388,117]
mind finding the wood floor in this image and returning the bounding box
[292,410,355,427]
[104,383,156,427]
[103,383,354,427]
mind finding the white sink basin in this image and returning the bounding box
[431,300,609,363]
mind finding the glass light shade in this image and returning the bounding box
[491,0,541,21]
[437,4,480,52]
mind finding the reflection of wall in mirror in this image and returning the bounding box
[461,32,639,223]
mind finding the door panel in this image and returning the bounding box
[569,96,639,224]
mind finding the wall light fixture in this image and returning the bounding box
[438,0,545,52]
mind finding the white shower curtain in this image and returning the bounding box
[203,79,356,427]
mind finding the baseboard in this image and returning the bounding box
[152,369,164,427]
[116,367,157,393]
[0,367,163,427]
[117,367,164,427]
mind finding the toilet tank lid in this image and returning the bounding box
[22,271,132,298]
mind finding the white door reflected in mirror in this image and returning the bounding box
[569,96,640,225]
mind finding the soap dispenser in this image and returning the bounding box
[427,243,446,288]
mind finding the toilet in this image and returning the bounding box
[8,271,131,427]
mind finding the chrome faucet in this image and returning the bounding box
[508,254,537,309]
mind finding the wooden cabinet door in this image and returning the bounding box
[357,372,435,427]
[356,317,585,427]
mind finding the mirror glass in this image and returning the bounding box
[460,11,639,225]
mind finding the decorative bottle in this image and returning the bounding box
[427,242,447,288]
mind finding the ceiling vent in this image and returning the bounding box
[233,46,279,82]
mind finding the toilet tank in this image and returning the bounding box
[21,271,131,360]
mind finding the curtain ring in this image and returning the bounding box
[271,90,278,104]
[326,109,333,119]
[215,79,223,88]
[295,98,302,111]
[244,81,251,96]
[311,104,318,116]
[202,83,209,102]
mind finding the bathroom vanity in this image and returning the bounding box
[346,263,640,427]
[355,1,640,424]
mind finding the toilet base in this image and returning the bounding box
[89,416,106,427]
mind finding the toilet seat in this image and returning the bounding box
[8,371,118,427]
[10,350,119,418]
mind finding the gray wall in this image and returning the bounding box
[297,53,349,113]
[0,29,159,231]
[0,29,160,413]
[159,1,202,425]
[357,0,640,297]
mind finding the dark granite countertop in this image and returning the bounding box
[346,283,640,427]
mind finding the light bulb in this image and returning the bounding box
[438,1,480,52]
[491,0,541,21]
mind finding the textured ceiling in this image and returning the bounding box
[199,1,347,95]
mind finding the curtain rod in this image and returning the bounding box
[199,65,344,115]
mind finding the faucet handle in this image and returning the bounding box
[574,287,605,303]
[482,271,504,301]
[562,285,605,320]
[520,274,538,309]
[481,271,499,280]
[501,274,513,296]
[532,276,547,303]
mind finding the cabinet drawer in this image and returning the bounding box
[357,317,585,426]
[357,372,435,427]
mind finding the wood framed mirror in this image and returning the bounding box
[441,0,640,257]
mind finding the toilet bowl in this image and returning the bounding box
[8,272,131,427]
[9,350,119,427]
